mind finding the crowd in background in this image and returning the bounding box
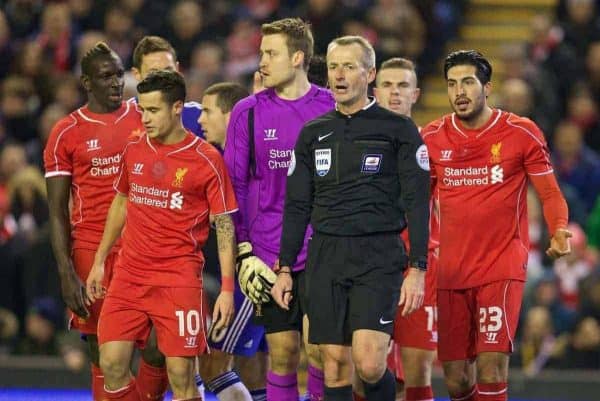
[0,0,598,374]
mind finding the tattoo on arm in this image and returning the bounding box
[215,214,236,252]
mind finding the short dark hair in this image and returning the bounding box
[132,36,177,70]
[380,57,416,73]
[444,50,492,85]
[203,82,249,113]
[308,54,327,87]
[81,42,116,76]
[137,70,186,105]
[262,18,314,70]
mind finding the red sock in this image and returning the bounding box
[478,382,507,401]
[450,385,478,401]
[353,392,367,401]
[406,386,434,401]
[105,379,141,401]
[136,359,168,401]
[91,364,106,401]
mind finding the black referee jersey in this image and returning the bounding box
[279,99,430,269]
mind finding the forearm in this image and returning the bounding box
[95,194,127,263]
[48,208,73,276]
[530,173,569,235]
[215,213,236,290]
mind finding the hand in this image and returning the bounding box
[212,291,234,331]
[252,71,265,94]
[546,228,572,259]
[85,260,106,304]
[270,267,293,310]
[59,263,89,319]
[399,268,425,316]
[236,242,277,304]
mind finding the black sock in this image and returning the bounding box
[324,384,353,401]
[362,369,395,401]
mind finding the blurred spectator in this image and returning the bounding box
[308,54,328,87]
[0,143,27,186]
[585,41,600,106]
[553,223,594,309]
[498,78,534,119]
[0,10,13,80]
[189,41,226,84]
[1,75,40,145]
[528,13,580,105]
[7,165,48,244]
[528,272,577,335]
[517,306,568,375]
[242,0,282,22]
[367,0,426,61]
[587,197,600,256]
[68,0,101,33]
[560,317,600,369]
[225,17,261,80]
[559,0,600,59]
[565,83,600,152]
[52,73,83,113]
[341,19,378,45]
[295,0,350,54]
[33,2,76,73]
[500,43,560,135]
[166,0,210,70]
[0,307,19,354]
[103,5,135,66]
[3,0,43,40]
[579,270,600,321]
[14,297,63,355]
[552,120,600,212]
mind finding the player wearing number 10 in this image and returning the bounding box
[86,71,238,401]
[422,50,572,401]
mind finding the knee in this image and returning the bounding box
[305,342,322,367]
[354,356,386,384]
[198,351,232,382]
[321,348,352,386]
[269,341,300,373]
[99,353,129,385]
[477,355,508,383]
[166,362,194,392]
[443,364,473,396]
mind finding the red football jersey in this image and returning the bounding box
[114,132,238,288]
[422,109,554,289]
[43,102,143,250]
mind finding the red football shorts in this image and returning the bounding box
[386,342,405,382]
[393,255,438,350]
[98,278,207,357]
[437,279,524,362]
[70,248,117,335]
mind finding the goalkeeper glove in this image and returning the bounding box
[236,242,277,304]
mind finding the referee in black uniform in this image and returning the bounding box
[272,36,431,401]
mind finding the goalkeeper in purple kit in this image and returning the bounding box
[224,18,335,401]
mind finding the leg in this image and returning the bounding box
[137,328,169,401]
[401,347,435,401]
[166,356,200,400]
[87,335,106,401]
[442,360,477,401]
[199,349,252,400]
[100,340,136,390]
[320,344,354,400]
[236,352,267,400]
[475,352,509,401]
[265,331,301,401]
[352,329,395,401]
[304,315,324,401]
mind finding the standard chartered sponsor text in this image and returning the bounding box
[130,183,170,208]
[443,165,493,187]
[90,154,121,176]
[268,148,293,170]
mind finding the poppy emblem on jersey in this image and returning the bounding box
[416,144,430,171]
[128,128,144,141]
[315,148,331,177]
[152,161,167,179]
[172,167,188,188]
[361,154,382,173]
[490,142,502,164]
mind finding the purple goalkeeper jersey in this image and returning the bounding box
[224,84,334,270]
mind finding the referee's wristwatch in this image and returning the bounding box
[408,259,427,272]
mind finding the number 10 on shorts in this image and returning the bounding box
[176,309,201,336]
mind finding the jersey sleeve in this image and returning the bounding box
[114,145,130,195]
[279,127,314,268]
[204,149,238,216]
[516,118,554,176]
[43,116,76,178]
[397,119,430,267]
[223,102,252,242]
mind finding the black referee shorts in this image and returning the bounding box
[253,269,306,334]
[305,232,406,345]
